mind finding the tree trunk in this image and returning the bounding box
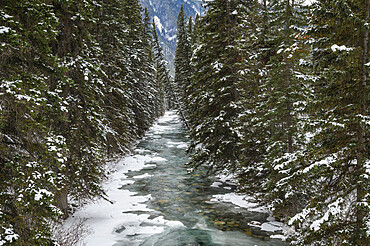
[55,187,69,219]
[356,0,368,243]
[285,0,293,153]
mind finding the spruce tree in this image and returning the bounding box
[97,0,132,155]
[260,0,311,219]
[121,0,159,137]
[231,0,271,195]
[187,0,247,173]
[0,1,67,244]
[288,0,369,244]
[174,4,191,119]
[143,8,163,119]
[184,13,200,121]
[152,20,173,111]
[52,0,107,217]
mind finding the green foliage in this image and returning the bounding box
[174,4,191,105]
[0,0,164,244]
[286,0,370,244]
[181,0,369,244]
[152,20,172,111]
[0,0,66,244]
[186,0,248,173]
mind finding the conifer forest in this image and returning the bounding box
[0,0,369,245]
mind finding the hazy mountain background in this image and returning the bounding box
[139,0,203,74]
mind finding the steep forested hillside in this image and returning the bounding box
[0,0,167,244]
[174,0,369,245]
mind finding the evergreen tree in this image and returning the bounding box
[0,1,67,244]
[152,20,172,111]
[97,0,132,155]
[122,0,154,137]
[143,8,164,119]
[52,0,107,217]
[187,16,193,51]
[187,0,247,173]
[260,0,311,219]
[184,13,200,120]
[288,0,369,244]
[190,13,201,47]
[174,4,191,119]
[231,0,270,195]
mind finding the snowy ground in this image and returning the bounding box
[63,153,184,245]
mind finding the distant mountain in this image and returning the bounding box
[139,0,203,74]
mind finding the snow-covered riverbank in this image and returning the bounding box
[63,113,185,245]
[62,112,287,246]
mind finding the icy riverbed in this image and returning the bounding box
[64,111,286,246]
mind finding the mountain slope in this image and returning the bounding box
[139,0,202,73]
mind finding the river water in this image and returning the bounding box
[110,112,285,246]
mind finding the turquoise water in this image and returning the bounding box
[114,112,285,246]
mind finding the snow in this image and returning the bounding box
[310,198,344,231]
[212,61,223,73]
[262,222,283,232]
[166,34,176,41]
[60,106,68,112]
[216,173,238,186]
[34,189,53,201]
[192,4,200,15]
[270,234,287,240]
[0,227,19,246]
[331,44,353,52]
[210,181,222,188]
[303,0,316,5]
[302,155,335,174]
[210,193,268,213]
[149,0,155,12]
[153,16,164,34]
[132,173,152,179]
[246,218,288,241]
[0,26,10,34]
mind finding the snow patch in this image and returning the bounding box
[331,44,353,52]
[270,234,287,240]
[210,181,222,188]
[132,173,152,179]
[0,26,10,34]
[211,193,268,213]
[154,16,164,34]
[34,189,53,201]
[166,34,176,41]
